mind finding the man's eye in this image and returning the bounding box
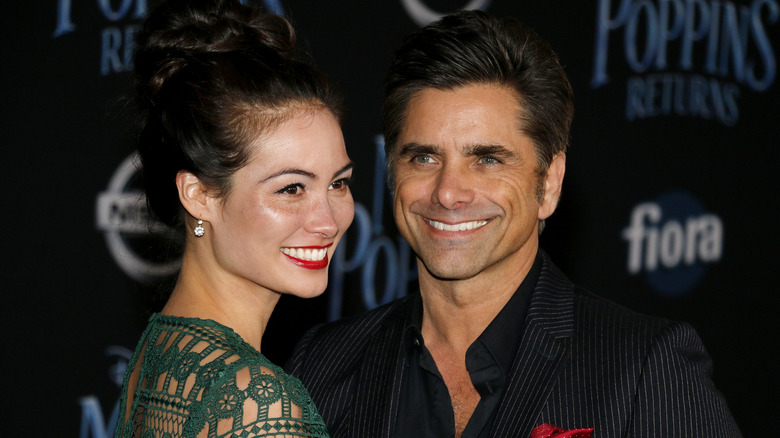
[278,184,304,195]
[479,156,500,165]
[413,155,434,164]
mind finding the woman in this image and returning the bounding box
[115,0,352,436]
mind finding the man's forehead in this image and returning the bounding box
[402,85,523,129]
[398,88,529,152]
[405,83,523,111]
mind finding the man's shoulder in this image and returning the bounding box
[308,296,412,343]
[536,253,709,378]
[566,284,689,354]
[287,296,412,374]
[573,285,671,327]
[539,250,673,331]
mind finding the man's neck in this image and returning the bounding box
[416,252,537,438]
[418,251,536,352]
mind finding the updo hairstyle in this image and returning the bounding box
[134,0,341,230]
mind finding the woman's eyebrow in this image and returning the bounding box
[333,163,354,179]
[262,168,316,182]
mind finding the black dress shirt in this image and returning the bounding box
[394,253,542,438]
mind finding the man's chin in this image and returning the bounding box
[421,260,484,282]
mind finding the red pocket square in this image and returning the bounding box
[530,423,594,438]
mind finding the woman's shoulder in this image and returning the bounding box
[148,313,250,348]
[210,355,320,410]
[142,315,328,436]
[186,340,329,437]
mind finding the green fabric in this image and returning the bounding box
[115,314,329,437]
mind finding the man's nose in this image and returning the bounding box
[431,163,475,209]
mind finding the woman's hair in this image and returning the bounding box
[134,0,341,230]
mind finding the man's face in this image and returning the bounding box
[392,83,564,283]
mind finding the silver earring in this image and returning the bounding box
[194,220,205,237]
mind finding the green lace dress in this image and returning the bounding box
[115,314,329,438]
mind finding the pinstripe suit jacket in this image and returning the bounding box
[287,253,741,437]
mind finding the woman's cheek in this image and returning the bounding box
[338,196,355,230]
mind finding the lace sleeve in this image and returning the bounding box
[187,361,330,438]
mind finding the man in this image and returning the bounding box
[288,10,740,438]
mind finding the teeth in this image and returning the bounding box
[280,247,328,261]
[426,219,488,231]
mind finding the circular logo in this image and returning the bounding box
[623,191,723,297]
[400,0,492,26]
[95,152,180,282]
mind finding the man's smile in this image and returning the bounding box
[424,218,489,232]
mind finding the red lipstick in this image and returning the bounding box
[281,244,332,270]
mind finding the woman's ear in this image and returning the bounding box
[176,170,212,221]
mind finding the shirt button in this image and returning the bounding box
[413,337,421,348]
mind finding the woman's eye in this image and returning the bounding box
[330,177,352,190]
[278,184,304,195]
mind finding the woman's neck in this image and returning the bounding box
[162,249,281,351]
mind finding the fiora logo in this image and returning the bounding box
[400,0,492,26]
[95,153,180,283]
[622,191,723,296]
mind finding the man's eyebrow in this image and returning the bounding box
[398,142,441,157]
[463,144,517,159]
[397,142,518,161]
[262,168,316,182]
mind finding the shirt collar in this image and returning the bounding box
[403,292,424,356]
[476,251,541,375]
[403,251,542,374]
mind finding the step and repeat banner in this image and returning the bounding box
[2,0,777,436]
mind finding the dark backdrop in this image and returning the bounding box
[2,0,778,436]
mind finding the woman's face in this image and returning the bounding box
[206,107,354,299]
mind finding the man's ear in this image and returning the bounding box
[538,153,566,220]
[175,170,214,221]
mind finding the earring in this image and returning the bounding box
[194,219,205,237]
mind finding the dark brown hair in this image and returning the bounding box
[135,0,341,229]
[382,10,573,187]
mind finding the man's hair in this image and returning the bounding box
[382,10,574,189]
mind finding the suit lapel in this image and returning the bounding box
[347,299,410,438]
[490,253,575,437]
